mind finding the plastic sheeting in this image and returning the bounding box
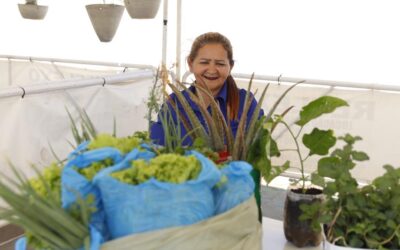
[0,73,153,181]
[237,78,400,183]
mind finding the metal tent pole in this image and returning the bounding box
[161,0,168,67]
[233,73,400,92]
[0,55,155,71]
[0,70,153,99]
[182,71,400,92]
[176,0,182,82]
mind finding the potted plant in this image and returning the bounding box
[18,0,48,20]
[301,135,399,250]
[124,0,161,19]
[272,95,349,247]
[85,1,125,42]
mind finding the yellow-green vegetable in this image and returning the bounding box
[29,162,62,204]
[75,158,113,181]
[112,154,201,185]
[88,133,142,154]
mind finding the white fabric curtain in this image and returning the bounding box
[0,75,152,181]
[0,61,154,227]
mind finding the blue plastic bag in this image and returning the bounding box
[93,149,221,239]
[67,141,90,160]
[213,161,255,215]
[62,147,123,241]
[14,226,102,250]
[14,236,26,250]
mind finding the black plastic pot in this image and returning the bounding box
[284,187,324,247]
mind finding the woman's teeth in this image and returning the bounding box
[204,76,218,80]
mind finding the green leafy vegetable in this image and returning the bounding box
[112,154,201,185]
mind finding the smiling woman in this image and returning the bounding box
[187,32,237,116]
[150,32,264,146]
[188,43,231,98]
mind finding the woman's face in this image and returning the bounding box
[188,43,232,96]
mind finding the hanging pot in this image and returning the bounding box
[284,186,324,247]
[18,3,48,20]
[86,4,125,42]
[124,0,161,19]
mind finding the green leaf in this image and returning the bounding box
[177,82,225,151]
[311,172,325,187]
[270,138,280,157]
[348,235,364,248]
[351,151,369,161]
[365,223,377,233]
[387,219,397,229]
[317,157,342,178]
[247,124,270,170]
[244,81,270,158]
[303,128,336,156]
[167,83,209,142]
[296,96,349,126]
[323,182,337,196]
[267,162,290,184]
[232,79,258,160]
[247,126,288,184]
[339,133,362,145]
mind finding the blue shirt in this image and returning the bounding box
[150,81,264,146]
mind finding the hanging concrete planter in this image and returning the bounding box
[86,4,125,43]
[18,1,48,20]
[124,0,161,19]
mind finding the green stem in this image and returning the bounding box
[332,236,348,247]
[364,224,400,248]
[278,149,298,152]
[280,120,306,191]
[295,125,304,140]
[327,205,342,242]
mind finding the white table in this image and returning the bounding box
[262,217,322,250]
